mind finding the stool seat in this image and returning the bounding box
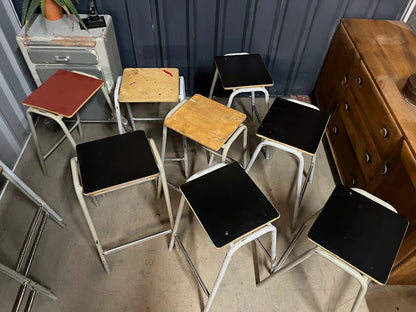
[23,69,103,118]
[309,184,408,284]
[257,97,330,155]
[180,162,280,248]
[165,94,246,151]
[214,54,273,89]
[118,68,179,103]
[76,130,159,195]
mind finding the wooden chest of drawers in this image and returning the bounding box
[315,19,416,284]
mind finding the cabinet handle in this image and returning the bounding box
[344,102,349,111]
[382,164,390,175]
[332,125,338,134]
[54,56,70,63]
[380,127,389,138]
[356,76,363,85]
[351,174,357,186]
[364,151,371,163]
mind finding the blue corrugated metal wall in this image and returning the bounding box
[92,0,408,96]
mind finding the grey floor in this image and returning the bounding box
[1,97,415,312]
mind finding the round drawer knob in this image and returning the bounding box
[332,126,338,134]
[380,127,389,138]
[365,152,371,163]
[356,76,363,85]
[382,164,390,175]
[344,103,349,111]
[342,75,348,85]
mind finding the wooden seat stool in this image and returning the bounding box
[260,185,408,312]
[23,69,114,175]
[169,162,280,312]
[161,94,248,179]
[113,68,185,134]
[208,53,273,122]
[245,97,330,229]
[70,130,173,273]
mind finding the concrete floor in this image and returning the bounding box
[1,97,416,312]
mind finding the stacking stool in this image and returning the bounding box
[169,162,280,312]
[0,160,65,311]
[161,94,248,178]
[24,69,114,175]
[114,68,185,134]
[208,53,273,122]
[70,130,173,273]
[260,185,408,312]
[245,97,330,228]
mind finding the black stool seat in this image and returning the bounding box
[309,185,409,284]
[77,130,159,195]
[180,162,280,248]
[214,54,273,89]
[257,97,330,155]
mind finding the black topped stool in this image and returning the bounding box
[208,53,273,122]
[70,130,173,273]
[245,97,330,229]
[260,185,408,312]
[169,162,280,312]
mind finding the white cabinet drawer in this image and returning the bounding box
[28,48,97,65]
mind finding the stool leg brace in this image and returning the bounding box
[70,139,173,274]
[167,165,277,312]
[245,140,316,229]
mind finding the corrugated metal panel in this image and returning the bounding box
[0,0,34,174]
[99,0,407,95]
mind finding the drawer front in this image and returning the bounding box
[36,66,102,83]
[349,61,402,156]
[338,89,382,183]
[327,111,366,188]
[315,23,360,114]
[28,48,98,65]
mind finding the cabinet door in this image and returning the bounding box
[367,141,416,284]
[326,107,366,188]
[315,23,360,114]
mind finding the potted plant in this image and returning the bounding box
[21,0,87,31]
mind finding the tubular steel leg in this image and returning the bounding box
[245,140,267,173]
[70,158,110,273]
[208,68,219,99]
[24,290,37,312]
[169,195,186,251]
[183,136,189,178]
[114,76,125,134]
[26,110,47,176]
[126,103,137,131]
[76,112,82,137]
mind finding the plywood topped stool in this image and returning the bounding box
[208,53,273,122]
[23,69,114,175]
[161,94,248,179]
[245,97,330,229]
[260,185,409,312]
[70,130,173,273]
[114,68,185,133]
[169,162,280,311]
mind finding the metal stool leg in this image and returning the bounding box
[169,195,187,251]
[208,68,219,99]
[126,103,136,131]
[26,109,47,176]
[70,157,110,273]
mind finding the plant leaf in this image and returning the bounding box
[54,0,66,7]
[40,0,45,17]
[63,0,88,31]
[23,0,41,25]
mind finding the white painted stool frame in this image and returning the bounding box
[26,71,115,176]
[208,52,270,122]
[245,98,321,229]
[70,138,173,274]
[168,163,278,312]
[114,75,185,134]
[259,188,397,312]
[0,160,65,311]
[160,100,248,179]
